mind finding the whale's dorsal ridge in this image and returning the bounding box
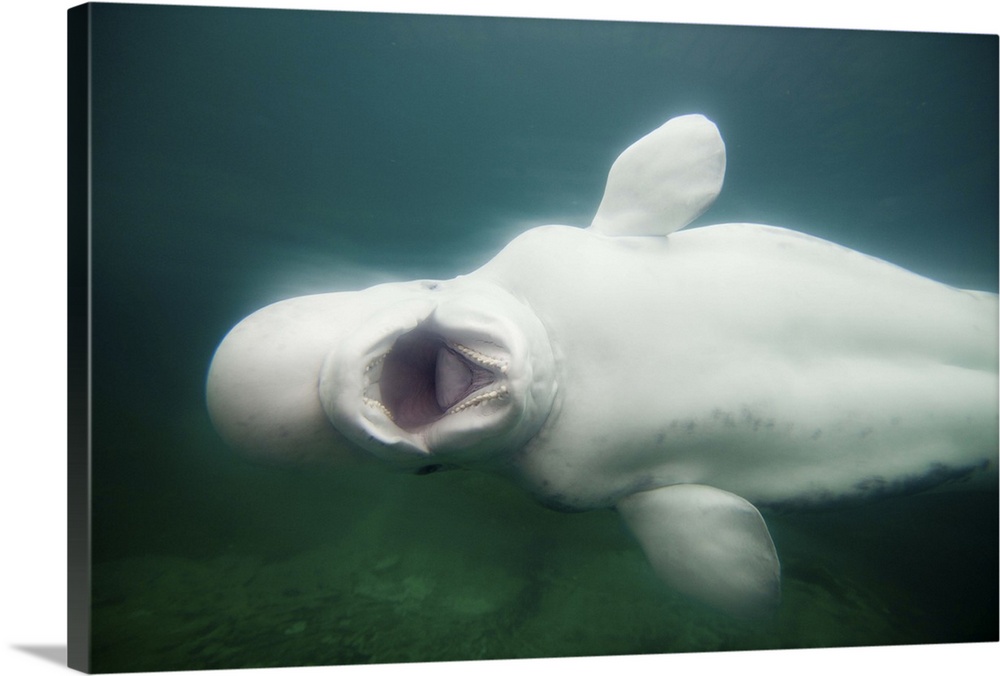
[589,114,726,237]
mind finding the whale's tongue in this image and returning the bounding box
[435,346,495,410]
[435,347,473,409]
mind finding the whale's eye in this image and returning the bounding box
[378,330,498,431]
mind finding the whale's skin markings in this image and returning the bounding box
[756,459,994,512]
[476,221,997,521]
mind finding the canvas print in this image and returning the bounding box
[68,3,999,673]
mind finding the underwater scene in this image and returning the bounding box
[83,3,998,672]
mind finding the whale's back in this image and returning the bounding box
[478,222,998,510]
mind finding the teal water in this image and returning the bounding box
[86,4,998,672]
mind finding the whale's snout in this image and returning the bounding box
[206,278,556,472]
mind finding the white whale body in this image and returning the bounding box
[206,114,998,616]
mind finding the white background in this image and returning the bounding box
[2,1,997,675]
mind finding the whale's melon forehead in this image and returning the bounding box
[318,279,556,467]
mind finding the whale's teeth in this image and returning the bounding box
[364,353,386,373]
[364,352,388,382]
[363,396,394,421]
[449,342,508,373]
[446,385,509,414]
[362,352,389,406]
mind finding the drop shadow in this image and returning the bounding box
[11,645,67,667]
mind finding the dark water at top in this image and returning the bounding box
[84,4,998,672]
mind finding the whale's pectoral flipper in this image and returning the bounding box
[589,114,726,237]
[616,483,780,616]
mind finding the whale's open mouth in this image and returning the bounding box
[365,329,509,431]
[316,283,557,462]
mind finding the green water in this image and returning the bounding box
[82,4,998,672]
[88,417,997,670]
[90,413,996,670]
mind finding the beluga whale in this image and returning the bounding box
[206,114,998,616]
